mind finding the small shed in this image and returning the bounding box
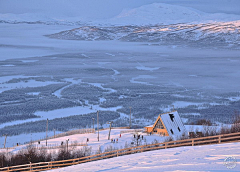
[145,110,186,137]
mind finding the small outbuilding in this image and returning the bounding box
[145,110,186,137]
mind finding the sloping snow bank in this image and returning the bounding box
[48,142,240,172]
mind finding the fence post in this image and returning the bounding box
[117,151,118,157]
[192,139,194,146]
[219,136,221,143]
[29,162,32,171]
[165,143,168,149]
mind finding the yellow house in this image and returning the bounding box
[145,110,186,137]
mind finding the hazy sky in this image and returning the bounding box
[0,0,239,20]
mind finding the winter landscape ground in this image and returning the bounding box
[0,0,240,171]
[1,128,239,171]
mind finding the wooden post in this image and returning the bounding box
[29,162,32,171]
[92,118,95,130]
[97,111,99,141]
[46,118,48,146]
[66,139,69,154]
[48,162,52,169]
[165,143,168,149]
[192,139,194,146]
[107,121,113,140]
[219,136,221,143]
[129,107,132,128]
[117,151,118,157]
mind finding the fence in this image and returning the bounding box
[120,129,144,134]
[0,131,239,172]
[31,143,88,150]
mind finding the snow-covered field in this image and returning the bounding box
[0,128,239,171]
[0,128,167,154]
[48,141,240,172]
[0,125,226,152]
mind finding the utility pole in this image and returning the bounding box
[129,107,132,129]
[46,118,48,146]
[3,135,7,148]
[66,139,69,154]
[107,121,113,140]
[97,111,99,141]
[92,118,95,130]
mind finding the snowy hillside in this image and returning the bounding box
[48,142,240,172]
[48,20,240,49]
[1,128,239,171]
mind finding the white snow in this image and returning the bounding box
[172,101,202,108]
[0,79,61,93]
[136,63,160,71]
[1,64,15,67]
[1,128,239,171]
[53,78,82,98]
[21,60,39,63]
[227,96,240,102]
[183,113,201,116]
[0,128,165,153]
[130,75,156,85]
[0,105,123,130]
[26,92,41,96]
[107,3,240,25]
[88,83,117,93]
[47,140,240,172]
[0,75,61,93]
[0,131,61,148]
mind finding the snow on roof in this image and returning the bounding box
[160,111,186,137]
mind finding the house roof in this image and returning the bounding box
[154,110,186,137]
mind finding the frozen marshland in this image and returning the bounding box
[0,0,240,149]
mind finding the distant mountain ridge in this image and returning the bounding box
[106,3,240,25]
[47,20,240,49]
[0,2,240,25]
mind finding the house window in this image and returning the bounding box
[155,119,164,129]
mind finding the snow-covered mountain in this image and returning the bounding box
[107,3,240,25]
[1,1,240,25]
[47,20,240,49]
